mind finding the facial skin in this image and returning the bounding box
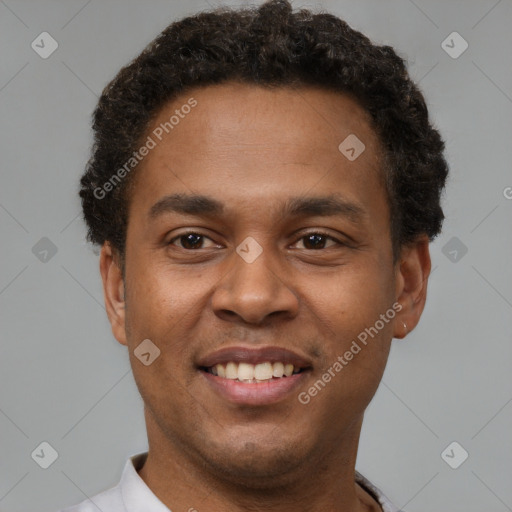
[100,83,431,512]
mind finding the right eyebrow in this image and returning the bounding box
[148,193,225,220]
[147,192,367,225]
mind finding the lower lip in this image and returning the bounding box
[201,370,308,406]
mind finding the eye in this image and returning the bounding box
[293,232,344,250]
[168,231,345,251]
[169,232,218,250]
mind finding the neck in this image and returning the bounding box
[137,410,381,512]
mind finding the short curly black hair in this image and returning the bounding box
[80,0,448,264]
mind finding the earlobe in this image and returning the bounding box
[99,242,127,346]
[393,236,431,339]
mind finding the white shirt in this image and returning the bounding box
[58,452,402,512]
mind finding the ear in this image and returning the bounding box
[99,242,127,346]
[393,235,431,339]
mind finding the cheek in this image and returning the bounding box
[304,259,396,392]
[309,260,395,330]
[125,259,187,328]
[123,265,199,414]
[124,259,214,375]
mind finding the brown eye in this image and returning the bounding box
[295,232,342,250]
[169,232,215,250]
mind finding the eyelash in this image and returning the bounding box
[168,230,345,250]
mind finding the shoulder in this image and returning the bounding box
[56,452,149,512]
[355,471,404,512]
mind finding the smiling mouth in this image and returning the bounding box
[200,361,305,383]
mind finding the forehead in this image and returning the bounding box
[161,82,381,162]
[128,82,387,226]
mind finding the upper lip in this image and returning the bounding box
[197,345,313,369]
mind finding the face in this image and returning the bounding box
[101,82,429,486]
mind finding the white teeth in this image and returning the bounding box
[254,362,273,380]
[272,362,284,378]
[210,361,301,382]
[238,362,254,381]
[225,362,238,379]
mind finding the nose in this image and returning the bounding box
[211,241,299,325]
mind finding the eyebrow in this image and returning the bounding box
[148,193,366,223]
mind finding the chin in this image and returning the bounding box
[195,433,312,488]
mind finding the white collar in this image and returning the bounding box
[117,452,401,512]
[118,453,169,512]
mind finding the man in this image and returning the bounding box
[60,0,448,510]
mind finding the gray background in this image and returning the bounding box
[1,0,511,511]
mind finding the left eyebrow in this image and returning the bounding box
[148,193,367,224]
[283,195,366,223]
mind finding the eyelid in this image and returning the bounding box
[168,230,220,248]
[168,229,347,249]
[292,230,346,248]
